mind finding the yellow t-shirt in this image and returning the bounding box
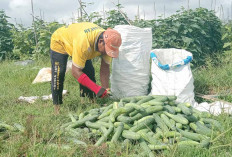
[50,22,112,69]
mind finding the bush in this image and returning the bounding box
[0,10,13,60]
[152,8,223,66]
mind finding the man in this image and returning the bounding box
[50,22,122,114]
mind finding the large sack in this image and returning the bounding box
[111,25,152,98]
[150,48,195,105]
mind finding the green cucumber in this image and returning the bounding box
[136,96,154,105]
[148,144,169,150]
[111,122,124,142]
[167,96,177,101]
[70,115,98,128]
[160,114,176,131]
[164,105,176,114]
[130,117,155,132]
[164,111,189,125]
[139,139,155,157]
[122,130,141,140]
[145,106,163,114]
[95,125,114,146]
[177,103,192,115]
[153,113,169,132]
[176,128,207,142]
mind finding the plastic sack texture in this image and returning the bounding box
[111,25,152,98]
[150,48,195,105]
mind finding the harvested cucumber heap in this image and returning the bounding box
[60,95,223,156]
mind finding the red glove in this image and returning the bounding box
[77,73,107,98]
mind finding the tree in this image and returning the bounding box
[0,10,13,60]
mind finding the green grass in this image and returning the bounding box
[0,55,232,157]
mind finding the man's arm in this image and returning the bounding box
[72,63,108,98]
[100,59,110,89]
[72,64,83,80]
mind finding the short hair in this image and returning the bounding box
[97,32,104,44]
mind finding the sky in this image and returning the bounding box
[1,0,232,27]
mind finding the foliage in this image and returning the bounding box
[33,19,64,59]
[151,8,223,66]
[11,24,35,60]
[0,10,13,61]
[221,22,232,52]
[10,17,64,60]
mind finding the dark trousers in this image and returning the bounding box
[50,49,96,105]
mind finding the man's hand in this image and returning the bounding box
[96,87,108,98]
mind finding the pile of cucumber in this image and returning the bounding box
[61,95,223,156]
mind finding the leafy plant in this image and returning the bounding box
[0,10,13,60]
[151,8,223,66]
[11,24,35,60]
[222,22,232,52]
[33,20,64,59]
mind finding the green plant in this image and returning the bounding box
[152,8,223,66]
[0,10,13,60]
[11,24,35,59]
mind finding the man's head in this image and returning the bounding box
[97,28,122,58]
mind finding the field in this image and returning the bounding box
[0,55,232,157]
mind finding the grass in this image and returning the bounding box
[0,55,232,157]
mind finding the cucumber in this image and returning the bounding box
[78,112,84,120]
[125,103,145,112]
[70,115,98,128]
[190,122,212,136]
[129,98,137,103]
[168,101,176,106]
[145,106,163,114]
[13,123,25,133]
[141,101,164,107]
[122,130,141,140]
[177,103,192,115]
[99,126,107,134]
[201,118,222,131]
[175,123,183,129]
[160,114,176,131]
[153,113,169,132]
[164,111,189,125]
[98,108,113,119]
[98,116,110,122]
[129,110,139,117]
[95,125,114,146]
[68,113,77,122]
[130,117,155,132]
[152,95,168,102]
[0,123,16,131]
[163,131,181,138]
[176,128,207,142]
[136,96,154,105]
[184,114,198,122]
[178,140,200,147]
[117,115,133,123]
[85,121,110,129]
[111,122,124,142]
[139,131,161,145]
[110,107,133,122]
[148,144,169,150]
[139,138,155,157]
[114,122,132,130]
[167,95,177,101]
[172,106,182,113]
[121,96,147,103]
[164,105,176,114]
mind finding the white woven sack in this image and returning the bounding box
[150,48,195,105]
[111,25,152,98]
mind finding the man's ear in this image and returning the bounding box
[99,39,105,45]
